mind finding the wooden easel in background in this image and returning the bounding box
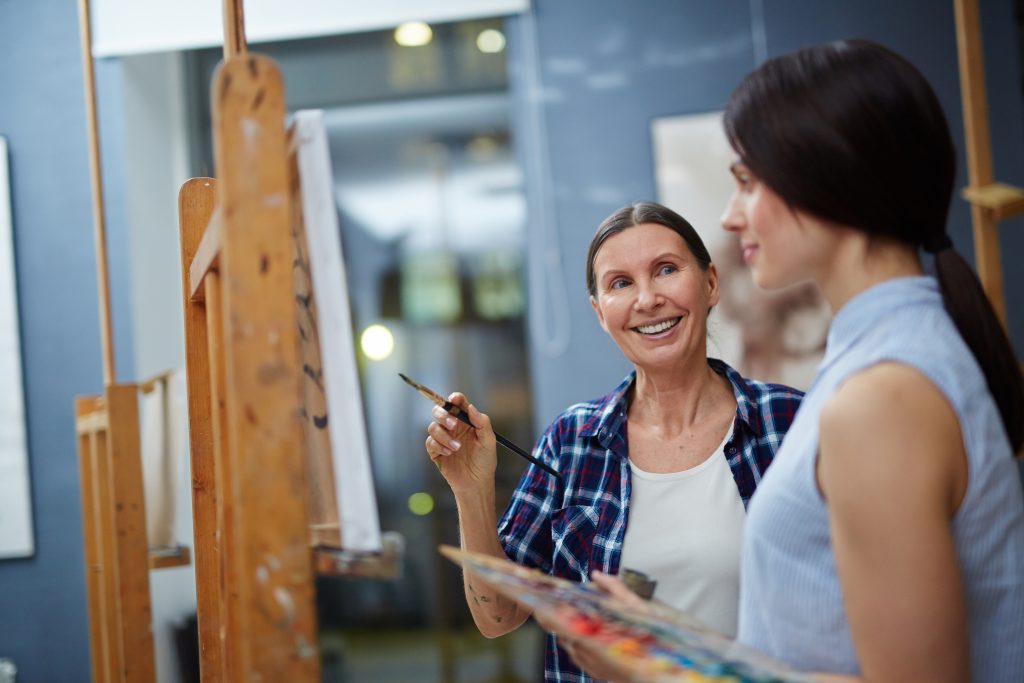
[178,1,399,680]
[953,0,1024,457]
[953,1,1024,328]
[74,0,191,682]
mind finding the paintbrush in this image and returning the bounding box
[399,372,563,482]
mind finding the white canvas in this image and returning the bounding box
[294,110,383,552]
[0,137,34,559]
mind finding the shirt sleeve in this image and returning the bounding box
[496,418,563,574]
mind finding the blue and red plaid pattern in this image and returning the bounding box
[497,358,803,683]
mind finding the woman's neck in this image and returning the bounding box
[815,232,924,314]
[630,357,730,434]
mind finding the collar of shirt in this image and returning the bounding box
[577,357,768,450]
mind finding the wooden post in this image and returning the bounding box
[78,396,115,683]
[105,385,156,683]
[953,0,1006,323]
[178,178,225,682]
[76,0,117,384]
[223,0,248,59]
[205,268,243,681]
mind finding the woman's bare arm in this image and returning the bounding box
[425,395,532,637]
[817,363,969,683]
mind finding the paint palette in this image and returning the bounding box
[439,546,815,683]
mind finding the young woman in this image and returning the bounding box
[424,202,803,683]
[559,40,1024,683]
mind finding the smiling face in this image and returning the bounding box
[590,222,718,372]
[720,160,838,291]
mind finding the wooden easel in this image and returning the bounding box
[74,0,191,682]
[178,2,398,680]
[953,0,1024,459]
[953,0,1024,325]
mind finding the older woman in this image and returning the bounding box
[424,201,803,683]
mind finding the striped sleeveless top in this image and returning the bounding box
[737,276,1024,680]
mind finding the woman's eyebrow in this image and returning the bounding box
[598,268,627,284]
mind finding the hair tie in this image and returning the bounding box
[922,233,953,254]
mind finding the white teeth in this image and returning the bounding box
[635,318,680,335]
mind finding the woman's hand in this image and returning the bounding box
[536,604,638,683]
[534,572,656,682]
[424,392,498,496]
[561,635,637,683]
[590,571,652,612]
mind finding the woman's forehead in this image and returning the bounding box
[593,223,692,269]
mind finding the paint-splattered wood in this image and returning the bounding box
[212,53,320,681]
[105,383,156,683]
[178,177,225,682]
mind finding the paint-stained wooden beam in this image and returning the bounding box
[213,53,320,681]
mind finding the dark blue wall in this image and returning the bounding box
[0,2,134,681]
[511,0,1024,428]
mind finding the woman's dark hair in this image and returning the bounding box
[586,201,711,297]
[724,39,1023,451]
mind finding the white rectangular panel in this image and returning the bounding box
[0,137,34,559]
[92,0,528,57]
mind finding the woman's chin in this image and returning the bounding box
[751,268,793,291]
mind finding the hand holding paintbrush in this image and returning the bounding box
[404,373,562,487]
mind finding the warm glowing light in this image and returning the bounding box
[394,22,433,47]
[476,29,506,54]
[360,324,394,361]
[408,492,435,516]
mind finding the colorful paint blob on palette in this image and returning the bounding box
[439,545,815,683]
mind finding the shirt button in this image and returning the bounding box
[727,446,736,455]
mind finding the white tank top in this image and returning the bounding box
[620,427,745,636]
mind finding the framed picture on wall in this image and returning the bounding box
[651,112,830,391]
[0,136,34,559]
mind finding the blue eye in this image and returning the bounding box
[610,278,630,290]
[659,264,677,276]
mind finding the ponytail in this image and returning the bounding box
[934,248,1024,453]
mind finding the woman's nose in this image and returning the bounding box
[721,192,744,233]
[634,281,662,311]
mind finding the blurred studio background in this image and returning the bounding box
[1,1,1023,681]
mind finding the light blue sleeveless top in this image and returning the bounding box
[737,276,1024,680]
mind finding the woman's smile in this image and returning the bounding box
[631,315,683,337]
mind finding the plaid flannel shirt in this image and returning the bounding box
[497,358,803,683]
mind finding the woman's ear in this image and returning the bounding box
[590,295,609,333]
[706,263,721,309]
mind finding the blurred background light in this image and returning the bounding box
[394,21,433,47]
[408,492,435,516]
[476,28,505,53]
[360,323,395,360]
